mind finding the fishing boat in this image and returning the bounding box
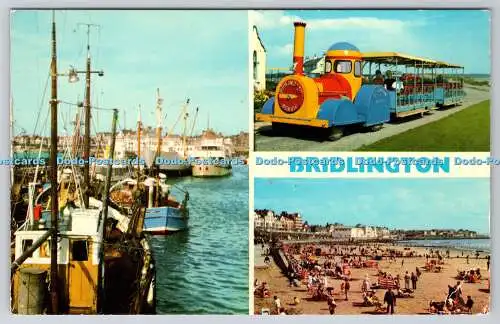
[109,174,189,234]
[109,89,190,235]
[156,96,193,177]
[191,128,232,177]
[11,13,156,314]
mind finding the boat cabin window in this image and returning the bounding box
[354,61,362,77]
[334,60,352,74]
[325,60,332,73]
[22,239,34,257]
[71,240,89,261]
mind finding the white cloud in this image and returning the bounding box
[251,10,418,33]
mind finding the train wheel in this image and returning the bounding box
[326,127,343,141]
[370,124,383,132]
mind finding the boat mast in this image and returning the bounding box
[189,107,199,137]
[82,26,92,208]
[137,104,142,179]
[182,99,189,159]
[154,88,163,170]
[49,10,59,314]
[97,108,118,313]
[80,23,101,208]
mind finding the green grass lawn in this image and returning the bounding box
[358,100,490,151]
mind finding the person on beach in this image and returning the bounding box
[416,267,421,278]
[411,272,418,290]
[273,296,281,314]
[466,296,474,313]
[466,255,469,264]
[384,288,396,314]
[455,281,463,299]
[287,272,293,286]
[404,271,410,290]
[487,256,490,271]
[361,274,370,292]
[327,295,337,314]
[343,278,350,301]
[401,258,404,267]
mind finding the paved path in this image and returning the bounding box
[254,85,489,151]
[255,244,270,268]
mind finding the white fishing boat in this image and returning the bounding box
[191,129,232,177]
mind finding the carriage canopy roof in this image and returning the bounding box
[362,52,463,69]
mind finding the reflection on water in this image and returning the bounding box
[150,165,249,314]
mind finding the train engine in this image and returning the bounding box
[256,21,391,140]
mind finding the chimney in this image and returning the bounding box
[293,21,306,75]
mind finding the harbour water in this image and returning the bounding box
[397,238,490,252]
[150,165,249,314]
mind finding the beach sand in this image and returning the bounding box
[254,244,490,315]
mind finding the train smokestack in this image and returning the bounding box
[293,21,306,75]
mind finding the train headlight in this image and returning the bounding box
[277,79,304,114]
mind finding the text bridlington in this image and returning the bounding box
[256,156,498,174]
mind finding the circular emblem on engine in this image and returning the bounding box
[277,79,304,114]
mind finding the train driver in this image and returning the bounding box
[373,70,384,84]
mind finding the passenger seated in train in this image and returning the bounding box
[372,70,384,84]
[384,71,396,90]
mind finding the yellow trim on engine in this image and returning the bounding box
[326,49,362,58]
[256,113,330,128]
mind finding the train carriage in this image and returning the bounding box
[434,61,466,107]
[362,53,465,117]
[256,21,466,141]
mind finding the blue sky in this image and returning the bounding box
[254,178,490,234]
[11,10,249,136]
[252,10,490,74]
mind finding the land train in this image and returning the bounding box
[256,22,465,140]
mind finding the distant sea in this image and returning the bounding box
[465,73,490,80]
[397,238,490,252]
